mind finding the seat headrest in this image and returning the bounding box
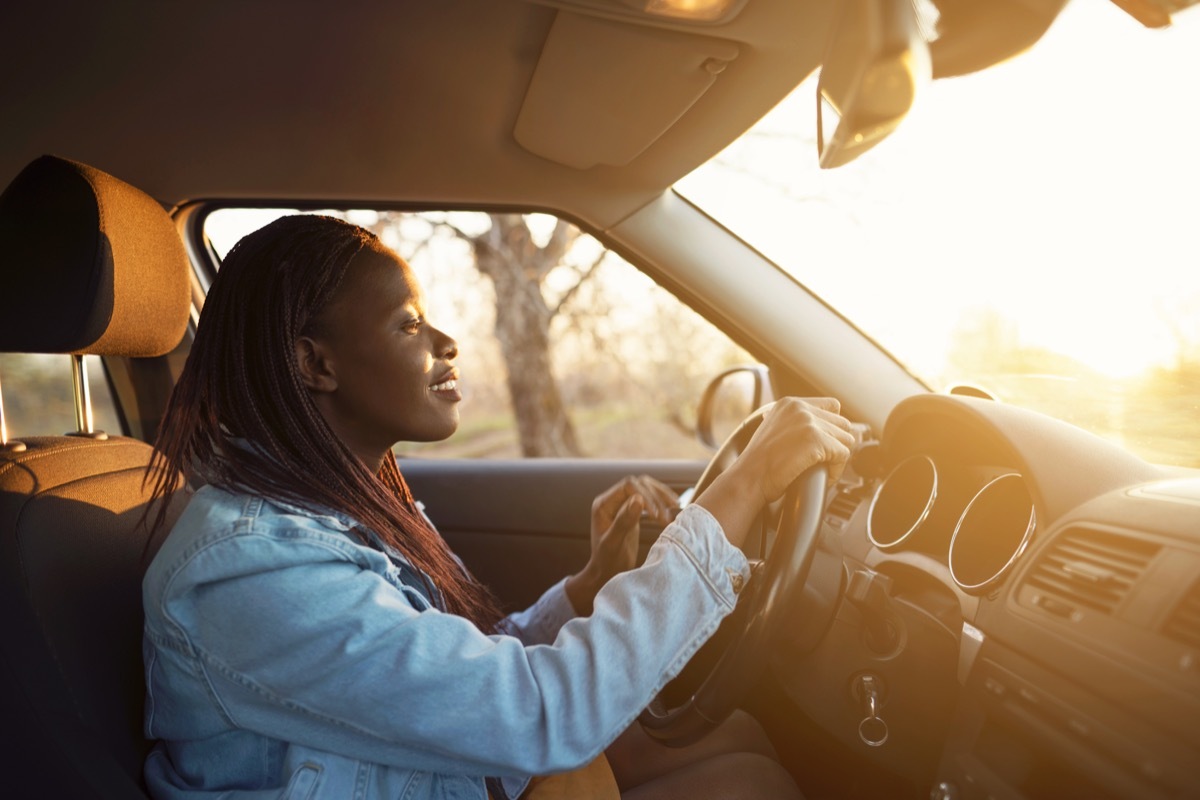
[0,155,190,357]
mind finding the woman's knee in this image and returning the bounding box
[622,752,802,800]
[716,709,780,761]
[712,753,802,799]
[608,711,784,793]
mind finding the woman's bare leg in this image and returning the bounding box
[621,753,803,800]
[606,710,800,798]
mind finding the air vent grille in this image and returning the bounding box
[1164,581,1200,649]
[1024,528,1159,616]
[825,492,861,529]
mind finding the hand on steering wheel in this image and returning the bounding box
[639,397,855,746]
[696,397,855,547]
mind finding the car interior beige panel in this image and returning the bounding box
[609,191,924,432]
[514,11,740,169]
[0,0,828,232]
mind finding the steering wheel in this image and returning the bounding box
[638,406,830,747]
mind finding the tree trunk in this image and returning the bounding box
[470,216,581,457]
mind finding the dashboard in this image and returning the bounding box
[771,394,1200,799]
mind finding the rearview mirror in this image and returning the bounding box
[817,0,931,169]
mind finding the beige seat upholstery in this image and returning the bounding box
[0,156,192,798]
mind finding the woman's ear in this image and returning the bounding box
[295,336,338,393]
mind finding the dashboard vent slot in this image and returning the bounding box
[1164,581,1200,649]
[1024,528,1159,616]
[825,491,861,530]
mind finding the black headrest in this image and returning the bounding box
[0,155,190,357]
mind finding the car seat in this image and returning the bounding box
[0,156,192,798]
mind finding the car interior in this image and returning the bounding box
[1,1,1198,799]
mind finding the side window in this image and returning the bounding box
[204,209,753,460]
[0,353,121,439]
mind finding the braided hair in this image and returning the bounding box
[147,214,502,630]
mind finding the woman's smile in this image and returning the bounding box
[430,371,462,402]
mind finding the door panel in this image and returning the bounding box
[402,458,706,612]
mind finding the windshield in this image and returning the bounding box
[677,1,1200,468]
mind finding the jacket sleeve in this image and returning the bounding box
[158,505,748,779]
[494,578,577,646]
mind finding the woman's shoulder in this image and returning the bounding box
[174,484,359,538]
[146,485,380,594]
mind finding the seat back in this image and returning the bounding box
[0,155,192,797]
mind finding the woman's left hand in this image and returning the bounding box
[564,475,679,615]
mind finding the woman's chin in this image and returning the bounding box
[401,414,460,444]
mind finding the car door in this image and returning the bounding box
[405,458,707,611]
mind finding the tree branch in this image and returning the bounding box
[433,219,484,247]
[552,248,608,317]
[524,218,576,283]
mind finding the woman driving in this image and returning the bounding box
[141,214,856,799]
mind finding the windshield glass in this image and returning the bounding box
[677,1,1200,468]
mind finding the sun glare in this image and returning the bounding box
[679,0,1200,386]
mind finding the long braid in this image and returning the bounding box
[147,215,503,630]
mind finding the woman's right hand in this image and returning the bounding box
[693,397,856,549]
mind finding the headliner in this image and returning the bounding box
[0,0,833,230]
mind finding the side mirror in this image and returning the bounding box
[696,365,774,450]
[816,0,931,169]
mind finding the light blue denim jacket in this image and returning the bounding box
[142,484,750,800]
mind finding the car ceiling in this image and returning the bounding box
[3,0,1092,233]
[1,0,845,231]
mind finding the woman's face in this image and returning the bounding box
[302,246,462,466]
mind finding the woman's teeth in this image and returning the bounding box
[431,379,457,392]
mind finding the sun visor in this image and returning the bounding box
[515,11,739,169]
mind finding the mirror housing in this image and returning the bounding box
[696,364,774,450]
[816,0,931,169]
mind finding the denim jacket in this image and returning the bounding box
[142,484,750,800]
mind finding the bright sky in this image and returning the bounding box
[677,0,1200,380]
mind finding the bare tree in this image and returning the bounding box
[440,214,604,457]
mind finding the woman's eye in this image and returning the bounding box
[401,319,422,334]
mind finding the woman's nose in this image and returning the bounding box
[435,329,458,360]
